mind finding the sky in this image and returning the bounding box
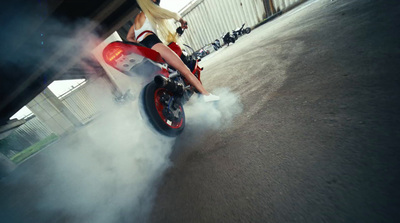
[48,79,86,97]
[160,0,194,12]
[10,0,193,120]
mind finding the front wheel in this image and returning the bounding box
[142,81,185,137]
[244,27,251,34]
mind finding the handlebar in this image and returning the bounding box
[177,21,188,36]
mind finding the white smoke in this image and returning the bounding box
[0,7,175,221]
[185,88,243,133]
[1,4,242,221]
[36,86,242,223]
[38,92,175,223]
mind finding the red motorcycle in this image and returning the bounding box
[102,41,202,137]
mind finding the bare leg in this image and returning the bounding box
[151,43,210,95]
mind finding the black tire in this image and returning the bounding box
[244,27,251,34]
[231,37,236,43]
[142,81,185,137]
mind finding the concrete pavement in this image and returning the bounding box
[0,0,399,222]
[150,0,400,222]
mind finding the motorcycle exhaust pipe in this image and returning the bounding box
[154,75,184,95]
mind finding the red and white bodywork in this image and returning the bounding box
[102,41,202,136]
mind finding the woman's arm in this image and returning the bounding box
[126,24,137,42]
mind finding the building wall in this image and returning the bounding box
[0,115,53,157]
[177,0,304,51]
[1,32,133,155]
[60,77,112,125]
[27,89,76,136]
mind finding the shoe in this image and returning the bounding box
[203,93,220,102]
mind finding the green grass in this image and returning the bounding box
[10,133,59,164]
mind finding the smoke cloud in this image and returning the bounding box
[1,2,243,221]
[36,86,242,222]
[38,94,175,222]
[185,88,243,133]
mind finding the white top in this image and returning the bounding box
[134,15,157,42]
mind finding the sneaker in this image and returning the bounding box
[203,93,220,102]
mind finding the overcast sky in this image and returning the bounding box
[160,0,193,12]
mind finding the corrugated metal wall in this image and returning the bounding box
[15,116,54,144]
[27,89,76,136]
[26,76,113,136]
[1,77,113,157]
[177,0,303,51]
[0,115,54,157]
[60,77,110,125]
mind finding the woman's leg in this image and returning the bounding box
[151,43,210,95]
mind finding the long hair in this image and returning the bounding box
[136,0,181,43]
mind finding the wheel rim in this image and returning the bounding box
[154,88,183,129]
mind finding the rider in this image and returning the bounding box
[126,0,220,102]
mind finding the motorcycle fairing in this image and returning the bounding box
[167,42,183,57]
[102,40,202,137]
[104,41,165,64]
[103,41,169,81]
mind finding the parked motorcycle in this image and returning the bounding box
[222,32,235,46]
[242,24,251,35]
[102,40,202,137]
[196,48,210,58]
[234,23,251,37]
[211,39,221,51]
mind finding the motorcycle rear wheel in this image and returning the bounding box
[142,81,185,137]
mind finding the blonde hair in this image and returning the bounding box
[137,0,181,43]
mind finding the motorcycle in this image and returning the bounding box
[222,31,235,46]
[102,38,202,137]
[211,39,221,51]
[232,29,239,40]
[233,23,251,37]
[196,48,210,58]
[182,44,200,60]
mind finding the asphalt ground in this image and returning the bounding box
[0,0,399,222]
[149,0,400,222]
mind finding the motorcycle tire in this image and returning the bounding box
[231,37,236,43]
[142,81,185,137]
[244,27,251,34]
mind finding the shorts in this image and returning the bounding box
[139,34,162,49]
